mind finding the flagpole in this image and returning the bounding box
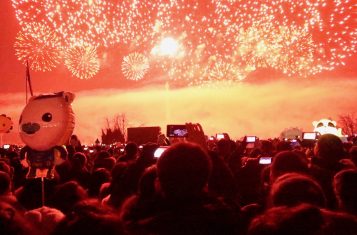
[25,60,34,103]
[26,60,33,96]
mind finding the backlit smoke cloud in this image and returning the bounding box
[1,79,356,144]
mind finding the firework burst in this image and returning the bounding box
[64,44,100,79]
[208,59,244,82]
[11,0,357,84]
[14,22,62,72]
[121,52,150,81]
[44,0,119,47]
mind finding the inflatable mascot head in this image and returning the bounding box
[19,92,75,151]
[0,114,13,134]
[312,118,343,137]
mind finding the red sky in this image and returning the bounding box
[1,1,357,144]
[0,1,138,93]
[1,0,357,94]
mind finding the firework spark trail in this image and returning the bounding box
[44,0,122,47]
[14,22,62,72]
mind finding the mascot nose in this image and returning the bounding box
[21,123,40,134]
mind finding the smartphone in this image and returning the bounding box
[216,134,225,140]
[246,136,256,143]
[303,132,317,140]
[259,157,272,164]
[3,144,10,150]
[290,139,300,148]
[154,146,169,158]
[167,125,188,138]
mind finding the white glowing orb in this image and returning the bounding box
[152,37,179,57]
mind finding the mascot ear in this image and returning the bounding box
[63,92,75,104]
[312,121,318,127]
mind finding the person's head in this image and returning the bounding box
[111,162,128,181]
[260,140,274,155]
[0,171,11,195]
[321,209,357,234]
[124,142,138,157]
[16,179,57,210]
[138,165,157,199]
[51,181,88,214]
[268,173,326,208]
[138,142,159,164]
[25,206,65,235]
[5,150,18,161]
[52,200,124,235]
[0,161,12,177]
[96,150,111,159]
[93,157,116,171]
[270,151,309,183]
[333,169,357,215]
[248,204,324,235]
[106,162,131,208]
[7,151,21,168]
[276,141,292,152]
[88,168,111,197]
[156,142,211,199]
[69,135,81,147]
[314,134,345,166]
[70,152,87,169]
[66,145,75,159]
[216,139,232,158]
[348,146,357,166]
[0,201,38,235]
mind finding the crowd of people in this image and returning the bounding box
[1,123,357,235]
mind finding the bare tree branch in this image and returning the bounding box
[338,113,357,136]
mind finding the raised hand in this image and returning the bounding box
[185,123,207,151]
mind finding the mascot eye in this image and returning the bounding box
[42,113,52,122]
[328,122,335,127]
[317,123,323,128]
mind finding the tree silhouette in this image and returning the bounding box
[338,113,357,136]
[280,127,303,140]
[101,114,127,145]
